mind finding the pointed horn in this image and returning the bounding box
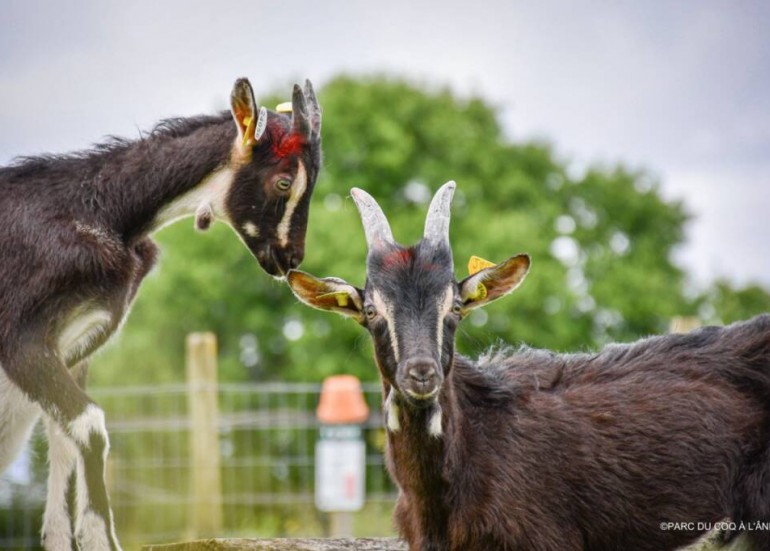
[423,181,456,247]
[303,79,322,138]
[350,188,394,249]
[291,83,311,138]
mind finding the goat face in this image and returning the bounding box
[288,182,530,413]
[362,241,458,405]
[226,79,322,277]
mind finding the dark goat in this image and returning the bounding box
[288,182,770,551]
[0,78,322,551]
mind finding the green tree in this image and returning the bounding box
[90,75,770,387]
[700,280,770,325]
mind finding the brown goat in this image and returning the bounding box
[288,181,770,551]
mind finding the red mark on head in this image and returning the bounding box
[272,133,305,159]
[263,119,306,159]
[382,249,413,269]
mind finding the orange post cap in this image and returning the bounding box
[317,375,370,425]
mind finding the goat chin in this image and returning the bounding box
[385,388,444,435]
[403,389,440,407]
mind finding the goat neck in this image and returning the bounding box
[384,376,461,550]
[5,78,324,277]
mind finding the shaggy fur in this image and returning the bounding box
[288,183,770,551]
[386,315,770,550]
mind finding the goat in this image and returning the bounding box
[0,77,322,551]
[288,181,770,551]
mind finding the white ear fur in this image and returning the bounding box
[460,269,489,302]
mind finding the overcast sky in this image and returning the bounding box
[1,0,768,288]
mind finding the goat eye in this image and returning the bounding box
[452,304,463,315]
[275,178,292,192]
[365,306,377,320]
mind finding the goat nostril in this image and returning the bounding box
[291,248,305,268]
[409,367,436,383]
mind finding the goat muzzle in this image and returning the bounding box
[254,243,303,278]
[400,356,441,405]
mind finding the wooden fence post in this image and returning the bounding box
[186,332,223,538]
[669,316,701,334]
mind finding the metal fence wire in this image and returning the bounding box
[0,382,397,549]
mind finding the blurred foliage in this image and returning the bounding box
[90,75,770,387]
[704,281,770,325]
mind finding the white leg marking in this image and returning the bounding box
[372,290,400,363]
[384,390,401,433]
[276,160,308,246]
[428,405,443,438]
[68,404,109,450]
[74,454,92,546]
[42,416,78,551]
[74,458,121,551]
[0,368,42,472]
[70,405,121,551]
[76,509,114,551]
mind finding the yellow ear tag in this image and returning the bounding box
[470,282,487,301]
[318,291,350,308]
[466,256,494,301]
[242,116,255,147]
[275,101,293,113]
[468,255,495,275]
[334,293,349,308]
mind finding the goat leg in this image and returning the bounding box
[3,345,120,551]
[42,360,90,551]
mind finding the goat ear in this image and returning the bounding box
[459,254,530,310]
[230,78,267,148]
[287,270,364,321]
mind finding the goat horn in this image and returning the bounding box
[291,83,311,138]
[423,181,456,247]
[303,79,322,138]
[350,188,394,249]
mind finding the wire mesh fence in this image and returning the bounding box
[0,381,397,549]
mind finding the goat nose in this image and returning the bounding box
[406,357,438,384]
[288,251,302,269]
[279,247,303,270]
